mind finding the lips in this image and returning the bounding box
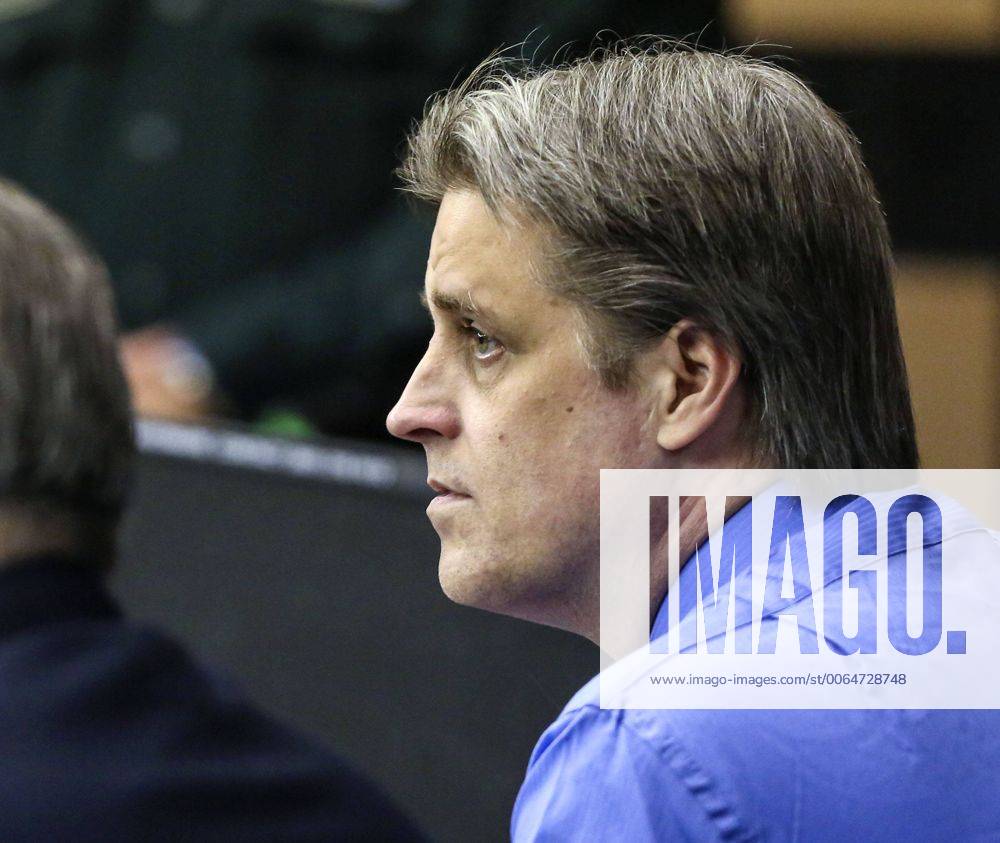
[427,477,471,497]
[426,478,472,516]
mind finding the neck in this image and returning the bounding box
[0,501,83,568]
[647,494,749,625]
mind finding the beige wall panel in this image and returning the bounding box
[894,258,1000,468]
[723,0,1000,53]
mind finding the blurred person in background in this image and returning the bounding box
[0,0,718,439]
[0,177,423,841]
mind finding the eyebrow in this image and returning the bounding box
[419,289,494,321]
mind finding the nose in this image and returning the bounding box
[386,347,461,443]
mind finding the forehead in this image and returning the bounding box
[426,190,554,314]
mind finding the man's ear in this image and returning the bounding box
[644,319,743,452]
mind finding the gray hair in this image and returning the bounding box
[399,43,918,469]
[0,179,133,559]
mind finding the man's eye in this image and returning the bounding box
[464,324,503,361]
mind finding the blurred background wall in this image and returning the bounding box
[1,0,993,463]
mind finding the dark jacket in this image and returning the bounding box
[0,557,424,842]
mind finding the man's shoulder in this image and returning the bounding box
[515,675,767,842]
[518,665,1000,842]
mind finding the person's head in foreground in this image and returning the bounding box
[387,43,917,643]
[0,179,427,842]
[0,179,133,568]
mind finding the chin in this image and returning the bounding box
[436,543,589,634]
[438,553,511,613]
[435,542,528,612]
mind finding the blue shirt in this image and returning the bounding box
[511,497,1000,841]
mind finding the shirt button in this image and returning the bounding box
[124,111,181,163]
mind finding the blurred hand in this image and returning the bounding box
[120,326,216,422]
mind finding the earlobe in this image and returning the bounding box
[646,320,742,454]
[657,413,694,451]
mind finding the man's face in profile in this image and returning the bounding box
[387,191,661,637]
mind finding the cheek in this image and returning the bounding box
[488,403,639,521]
[462,419,588,542]
[463,373,651,507]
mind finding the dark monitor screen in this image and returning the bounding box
[114,421,596,842]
